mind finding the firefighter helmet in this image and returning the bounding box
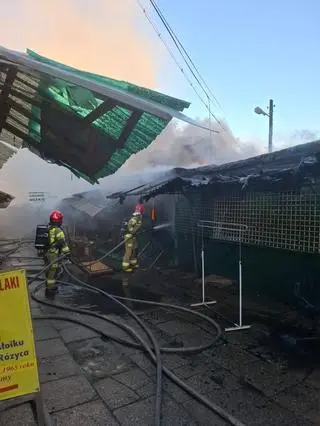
[50,210,63,224]
[134,203,145,215]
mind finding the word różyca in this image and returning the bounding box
[0,340,29,362]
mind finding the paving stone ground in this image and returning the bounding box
[1,246,319,425]
[5,296,314,426]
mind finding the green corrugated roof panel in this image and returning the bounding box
[23,49,190,182]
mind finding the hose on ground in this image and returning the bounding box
[26,248,243,425]
[32,312,244,426]
[30,262,163,426]
[32,279,221,354]
[64,266,223,354]
[29,271,245,426]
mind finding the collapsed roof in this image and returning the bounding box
[106,139,320,200]
[0,46,200,182]
[60,140,320,218]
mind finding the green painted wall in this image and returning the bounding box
[173,186,320,309]
[176,232,320,307]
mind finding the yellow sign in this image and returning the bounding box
[0,269,39,401]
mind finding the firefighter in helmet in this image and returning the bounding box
[122,203,145,272]
[44,210,70,296]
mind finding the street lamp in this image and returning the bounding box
[254,99,274,153]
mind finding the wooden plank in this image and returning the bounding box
[0,67,17,132]
[4,120,89,175]
[79,99,116,128]
[117,110,142,147]
[4,122,39,147]
[2,77,143,178]
[80,260,113,275]
[5,106,109,178]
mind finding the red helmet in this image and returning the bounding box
[50,210,63,224]
[134,203,145,215]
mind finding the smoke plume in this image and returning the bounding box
[1,0,159,88]
[125,119,263,170]
[0,0,164,203]
[291,129,320,143]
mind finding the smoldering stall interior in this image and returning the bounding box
[97,140,320,311]
[59,191,176,271]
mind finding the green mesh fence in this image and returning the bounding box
[174,191,320,307]
[22,50,190,182]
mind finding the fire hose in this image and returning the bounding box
[27,254,245,426]
[82,223,170,267]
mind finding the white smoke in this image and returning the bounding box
[124,119,263,170]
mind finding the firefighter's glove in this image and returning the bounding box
[124,233,133,241]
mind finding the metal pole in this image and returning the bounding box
[239,259,242,327]
[137,241,151,258]
[191,222,216,307]
[201,247,205,303]
[239,232,242,327]
[148,249,166,272]
[268,99,274,153]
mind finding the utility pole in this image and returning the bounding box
[254,99,275,153]
[268,99,274,154]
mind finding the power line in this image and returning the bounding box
[149,0,222,111]
[147,0,227,133]
[137,0,220,132]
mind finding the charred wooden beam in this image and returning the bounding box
[0,67,17,132]
[4,121,39,147]
[15,74,39,90]
[117,110,142,147]
[80,98,116,128]
[6,108,110,178]
[1,81,139,178]
[6,85,115,148]
[6,117,91,175]
[14,75,139,119]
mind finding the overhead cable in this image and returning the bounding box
[136,0,221,132]
[146,0,226,131]
[149,0,222,110]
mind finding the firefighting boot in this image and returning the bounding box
[45,288,56,299]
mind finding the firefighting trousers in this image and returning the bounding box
[44,250,59,290]
[122,234,138,271]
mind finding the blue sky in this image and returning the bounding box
[153,0,320,143]
[2,0,319,145]
[1,0,320,200]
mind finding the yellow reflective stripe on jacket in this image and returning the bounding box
[127,217,142,234]
[48,226,70,254]
[61,245,70,254]
[48,227,57,245]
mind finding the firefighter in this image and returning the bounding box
[122,203,145,272]
[44,210,70,296]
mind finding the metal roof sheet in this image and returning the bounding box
[106,140,320,199]
[0,46,203,183]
